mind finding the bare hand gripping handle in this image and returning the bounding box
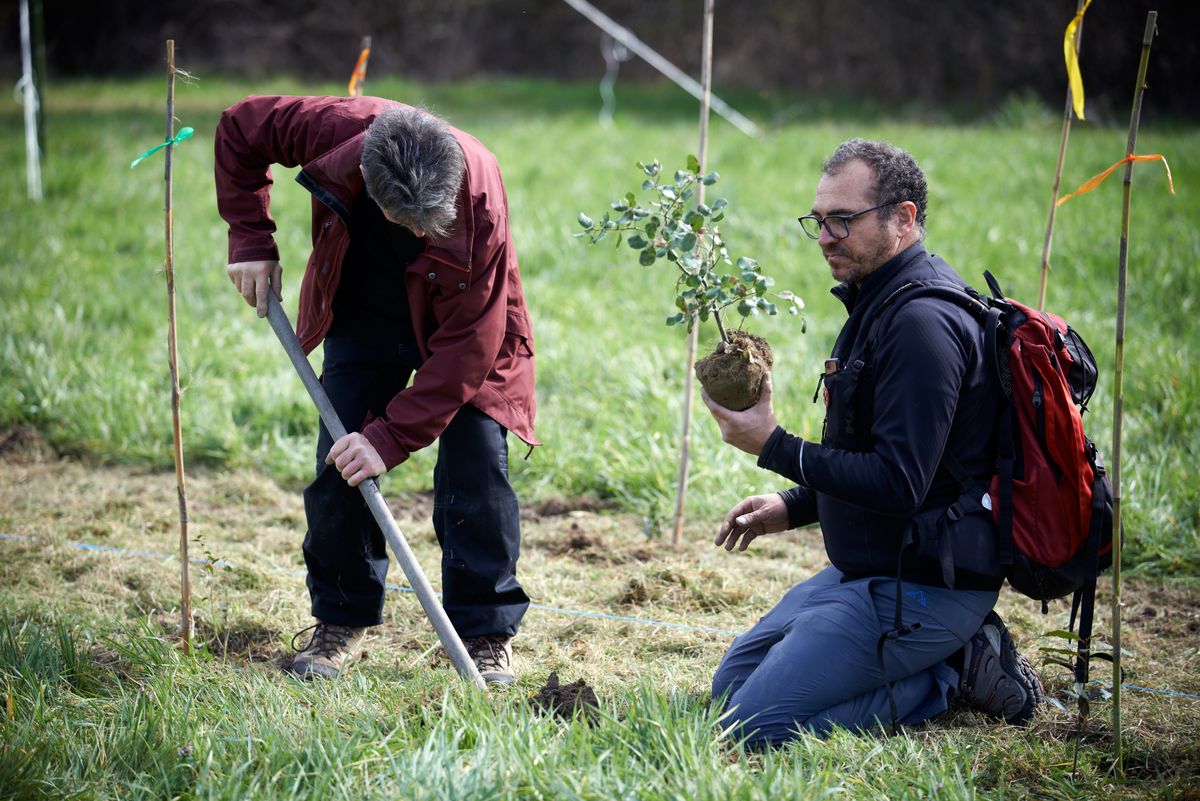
[265,293,486,690]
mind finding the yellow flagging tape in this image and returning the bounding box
[348,47,371,97]
[1056,154,1175,207]
[1064,0,1094,120]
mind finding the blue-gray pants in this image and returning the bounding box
[712,565,997,744]
[302,334,529,637]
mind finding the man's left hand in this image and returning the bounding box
[326,432,386,487]
[701,374,778,456]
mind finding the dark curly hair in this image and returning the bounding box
[822,138,927,240]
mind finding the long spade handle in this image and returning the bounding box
[265,292,485,690]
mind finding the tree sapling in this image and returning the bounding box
[577,156,804,410]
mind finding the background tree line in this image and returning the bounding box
[2,0,1196,120]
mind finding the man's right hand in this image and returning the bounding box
[715,493,790,552]
[227,260,282,317]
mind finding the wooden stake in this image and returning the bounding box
[670,0,716,547]
[1037,0,1087,310]
[1111,9,1157,778]
[163,40,192,655]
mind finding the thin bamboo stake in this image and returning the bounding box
[163,40,192,655]
[670,0,715,547]
[1037,0,1087,310]
[1111,9,1158,779]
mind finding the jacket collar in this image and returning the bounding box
[296,131,474,272]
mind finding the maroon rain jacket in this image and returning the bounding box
[214,95,538,469]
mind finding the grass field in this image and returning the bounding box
[1,77,1199,799]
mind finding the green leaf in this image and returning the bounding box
[642,179,656,191]
[737,300,755,317]
[702,171,720,185]
[628,234,649,249]
[711,198,728,210]
[578,213,594,229]
[685,273,702,288]
[679,232,697,252]
[684,210,705,230]
[687,154,701,174]
[1043,630,1084,642]
[625,192,637,205]
[667,312,687,326]
[710,212,725,223]
[737,257,759,271]
[660,186,677,201]
[639,248,656,266]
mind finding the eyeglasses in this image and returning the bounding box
[797,201,899,240]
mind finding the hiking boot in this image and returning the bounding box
[960,611,1044,725]
[290,621,368,680]
[464,634,514,686]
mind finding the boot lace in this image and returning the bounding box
[466,635,510,672]
[292,622,355,659]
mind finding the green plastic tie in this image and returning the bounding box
[130,126,194,169]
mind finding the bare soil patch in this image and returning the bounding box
[1,434,1198,782]
[529,671,601,723]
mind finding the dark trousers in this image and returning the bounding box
[302,334,529,637]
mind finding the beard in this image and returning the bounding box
[822,231,896,285]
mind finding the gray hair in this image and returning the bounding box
[361,107,465,239]
[822,138,927,239]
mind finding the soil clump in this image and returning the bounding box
[529,671,600,723]
[694,331,773,411]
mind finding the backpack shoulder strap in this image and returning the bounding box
[864,279,1017,568]
[862,280,994,358]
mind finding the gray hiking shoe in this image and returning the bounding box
[290,621,368,680]
[465,635,514,686]
[960,611,1044,725]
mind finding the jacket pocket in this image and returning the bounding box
[822,359,871,449]
[505,309,534,356]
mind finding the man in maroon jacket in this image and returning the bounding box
[214,95,539,685]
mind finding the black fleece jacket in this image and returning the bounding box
[759,243,1003,589]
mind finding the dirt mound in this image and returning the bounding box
[0,427,54,463]
[529,671,600,723]
[694,331,773,411]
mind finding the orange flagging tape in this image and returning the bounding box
[1056,154,1175,207]
[348,47,371,97]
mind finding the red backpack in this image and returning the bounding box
[874,271,1115,688]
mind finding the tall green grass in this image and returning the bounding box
[6,615,1186,801]
[0,77,1197,573]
